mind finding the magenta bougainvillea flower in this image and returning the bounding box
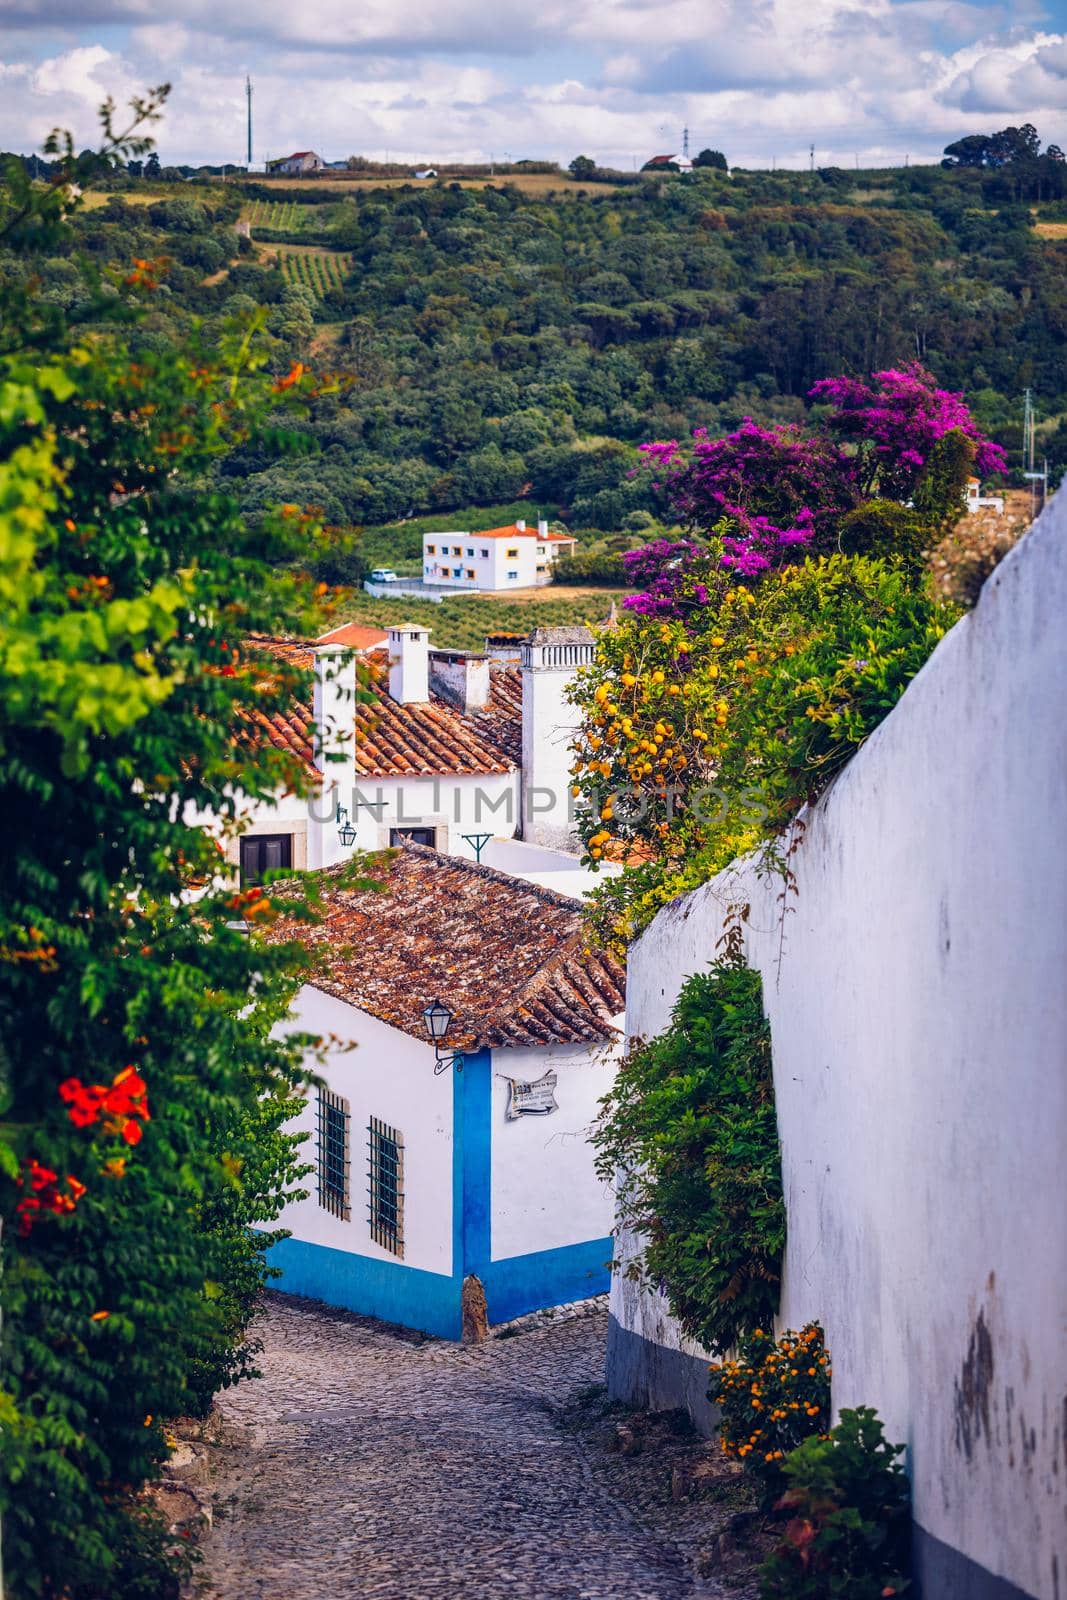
[626,365,1004,614]
[638,418,860,577]
[809,363,1007,496]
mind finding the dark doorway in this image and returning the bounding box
[390,827,436,848]
[240,833,293,885]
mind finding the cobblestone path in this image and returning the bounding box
[194,1292,722,1600]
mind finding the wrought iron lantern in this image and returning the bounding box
[336,803,357,848]
[422,997,464,1075]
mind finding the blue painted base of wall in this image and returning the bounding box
[606,1311,719,1435]
[266,1234,612,1342]
[485,1238,611,1325]
[269,1047,612,1340]
[913,1525,1039,1600]
[268,1235,463,1341]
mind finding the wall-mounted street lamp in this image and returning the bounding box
[422,997,465,1076]
[336,803,357,848]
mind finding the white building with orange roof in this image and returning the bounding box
[265,844,625,1338]
[422,518,576,590]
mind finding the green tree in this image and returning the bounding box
[569,155,597,180]
[693,148,728,170]
[0,92,363,1598]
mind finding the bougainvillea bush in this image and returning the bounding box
[638,363,1004,579]
[0,99,359,1597]
[570,365,1000,950]
[593,960,785,1354]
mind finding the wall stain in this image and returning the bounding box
[954,1307,995,1460]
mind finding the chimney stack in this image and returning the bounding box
[388,624,430,705]
[428,649,491,714]
[537,517,549,538]
[520,625,596,850]
[313,645,356,778]
[515,518,526,531]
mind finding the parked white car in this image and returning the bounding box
[369,568,399,583]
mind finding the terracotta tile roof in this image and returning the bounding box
[237,636,317,777]
[245,633,316,669]
[434,523,575,543]
[315,622,388,653]
[270,845,626,1048]
[241,637,516,779]
[354,659,513,776]
[242,704,317,776]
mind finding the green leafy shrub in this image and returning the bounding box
[593,958,784,1353]
[553,548,630,584]
[760,1408,912,1599]
[836,500,929,570]
[0,97,340,1597]
[708,1324,831,1499]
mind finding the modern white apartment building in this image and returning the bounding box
[422,519,576,590]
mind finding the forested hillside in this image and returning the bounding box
[9,160,1066,560]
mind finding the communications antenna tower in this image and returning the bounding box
[682,125,690,160]
[1022,388,1048,517]
[246,75,253,168]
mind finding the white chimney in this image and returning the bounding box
[515,518,526,531]
[537,517,548,539]
[313,645,356,779]
[428,648,491,713]
[520,625,595,850]
[388,624,430,704]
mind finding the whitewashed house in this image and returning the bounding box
[964,475,1005,514]
[203,621,597,882]
[422,520,576,590]
[266,844,625,1337]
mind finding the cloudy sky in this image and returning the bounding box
[1,0,1065,171]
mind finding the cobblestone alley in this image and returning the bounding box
[193,1293,759,1600]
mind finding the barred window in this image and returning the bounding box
[368,1116,404,1257]
[317,1089,350,1219]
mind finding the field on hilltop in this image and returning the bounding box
[333,586,625,652]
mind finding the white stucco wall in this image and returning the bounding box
[342,771,520,854]
[480,837,622,899]
[490,1039,622,1260]
[277,987,455,1275]
[612,488,1067,1599]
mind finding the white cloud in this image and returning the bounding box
[0,1,1062,169]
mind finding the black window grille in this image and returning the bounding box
[317,1089,349,1219]
[368,1116,404,1256]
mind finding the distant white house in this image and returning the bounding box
[964,475,1005,515]
[422,519,577,591]
[267,150,324,176]
[265,845,626,1338]
[413,167,438,179]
